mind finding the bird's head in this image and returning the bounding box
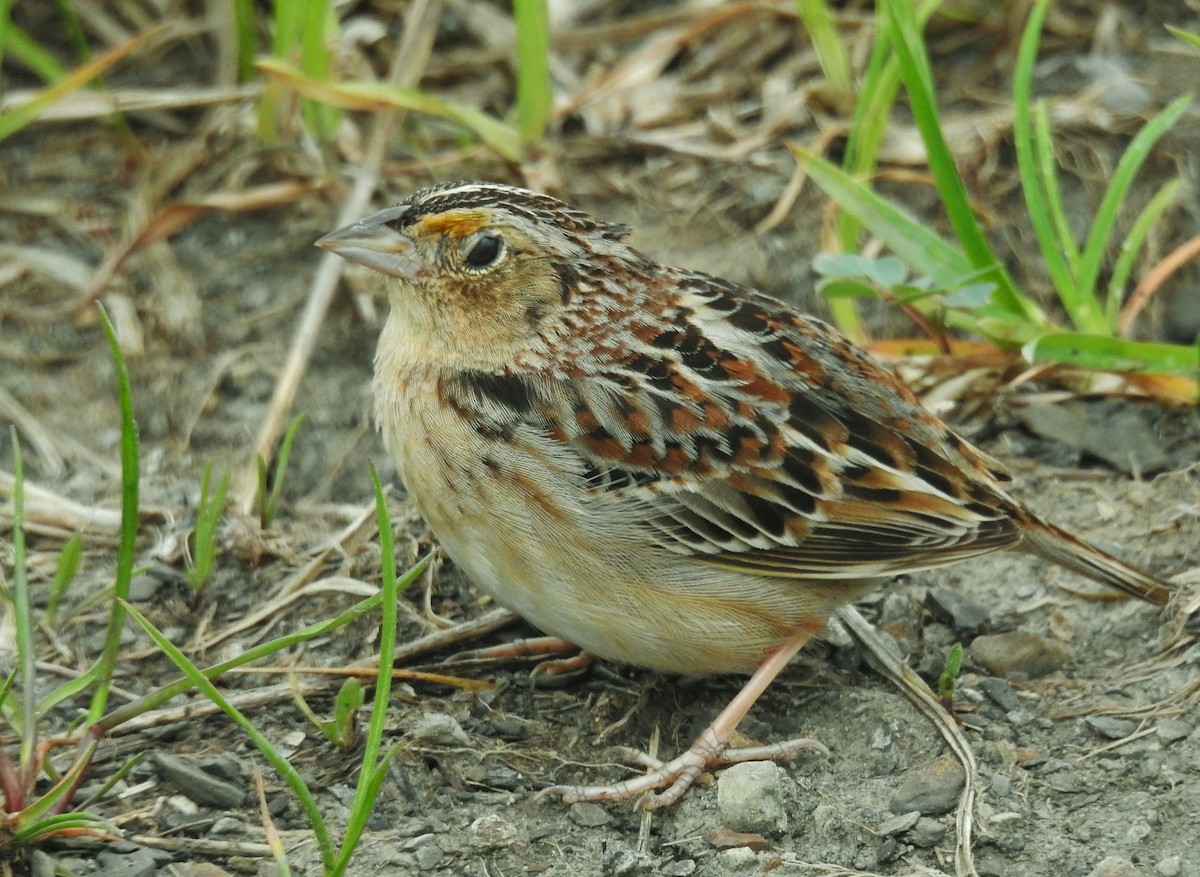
[318,181,643,369]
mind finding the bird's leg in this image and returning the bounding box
[447,635,594,677]
[540,618,826,810]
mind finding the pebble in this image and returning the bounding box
[30,851,56,877]
[908,816,948,847]
[469,813,518,850]
[415,844,444,871]
[661,860,697,876]
[1086,855,1137,877]
[989,773,1012,797]
[1155,718,1194,744]
[876,811,920,836]
[601,844,656,876]
[977,677,1024,712]
[714,847,760,874]
[970,632,1067,679]
[1156,855,1184,876]
[93,848,159,877]
[1085,715,1137,739]
[1005,709,1039,728]
[1016,399,1168,475]
[151,751,245,808]
[890,756,965,816]
[410,712,471,746]
[924,587,989,632]
[569,802,611,827]
[716,762,789,834]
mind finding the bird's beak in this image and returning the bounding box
[316,206,418,280]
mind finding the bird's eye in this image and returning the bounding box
[463,233,504,271]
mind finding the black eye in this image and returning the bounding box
[464,233,504,270]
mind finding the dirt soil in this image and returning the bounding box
[2,2,1199,876]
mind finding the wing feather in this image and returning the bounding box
[451,273,1022,580]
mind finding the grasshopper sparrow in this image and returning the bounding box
[318,181,1170,808]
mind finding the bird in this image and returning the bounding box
[316,180,1171,809]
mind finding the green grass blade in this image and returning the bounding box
[1166,25,1200,52]
[1031,100,1083,285]
[298,0,339,139]
[794,0,852,92]
[4,21,69,82]
[1076,93,1192,309]
[8,429,37,784]
[88,305,139,722]
[10,809,111,845]
[337,476,429,875]
[257,58,523,161]
[0,28,153,143]
[1023,333,1200,374]
[513,0,552,147]
[125,602,337,870]
[880,0,1035,322]
[794,147,974,287]
[0,0,10,72]
[97,591,383,732]
[46,534,82,628]
[1107,178,1181,328]
[231,0,256,81]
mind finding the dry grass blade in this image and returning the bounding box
[836,606,979,877]
[0,470,161,536]
[0,85,260,121]
[231,0,445,513]
[1118,233,1200,335]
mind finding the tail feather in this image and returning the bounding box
[1021,519,1171,607]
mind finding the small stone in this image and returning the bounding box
[989,773,1012,797]
[30,851,56,877]
[977,677,1024,712]
[1085,855,1136,877]
[1155,718,1194,744]
[94,848,158,877]
[414,844,444,871]
[127,573,166,602]
[970,632,1067,678]
[1044,769,1086,794]
[469,814,518,851]
[877,811,920,836]
[924,587,989,632]
[1085,716,1137,740]
[717,762,789,834]
[601,843,655,876]
[714,847,759,874]
[890,756,965,816]
[568,802,611,827]
[210,816,247,835]
[151,751,245,808]
[908,817,948,847]
[1005,709,1039,727]
[1155,855,1183,876]
[410,712,471,746]
[661,860,697,876]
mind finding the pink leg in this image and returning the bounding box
[539,619,825,810]
[448,636,595,677]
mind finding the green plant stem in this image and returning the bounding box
[88,305,138,722]
[96,591,385,732]
[881,0,1036,323]
[8,429,37,792]
[334,475,422,874]
[794,0,852,93]
[513,0,552,146]
[125,603,337,870]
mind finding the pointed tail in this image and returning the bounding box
[1021,518,1171,607]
